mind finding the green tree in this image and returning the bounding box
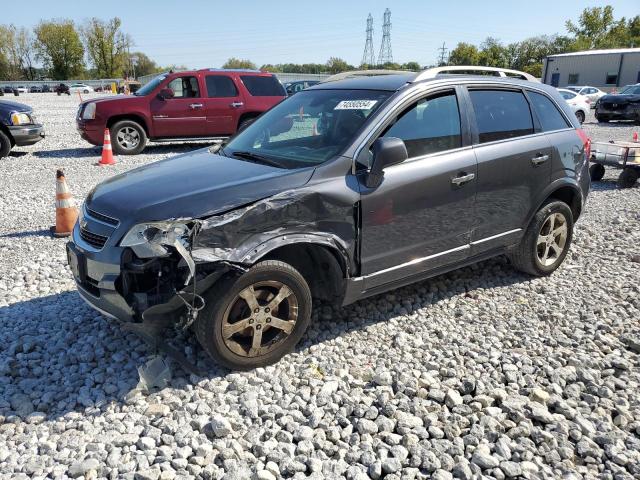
[401,61,422,71]
[478,37,509,68]
[448,42,480,65]
[566,6,616,48]
[81,17,129,78]
[34,20,84,79]
[128,51,159,77]
[222,57,257,69]
[326,57,352,74]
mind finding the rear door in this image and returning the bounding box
[466,87,552,253]
[239,74,286,112]
[150,74,207,137]
[203,74,242,135]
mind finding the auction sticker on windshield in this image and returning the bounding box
[335,100,378,110]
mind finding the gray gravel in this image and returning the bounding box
[1,94,639,479]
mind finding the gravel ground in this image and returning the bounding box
[1,93,639,480]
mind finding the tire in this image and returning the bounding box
[0,130,12,159]
[575,110,585,124]
[508,200,574,276]
[195,260,312,370]
[238,117,256,132]
[617,168,639,189]
[110,120,147,155]
[83,89,89,94]
[589,163,605,181]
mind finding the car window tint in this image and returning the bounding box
[383,91,462,157]
[240,75,286,96]
[167,76,200,98]
[560,91,576,100]
[205,75,238,97]
[528,91,570,132]
[469,90,533,143]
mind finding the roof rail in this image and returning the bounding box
[320,69,411,83]
[412,66,539,83]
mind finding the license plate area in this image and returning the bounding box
[67,243,86,282]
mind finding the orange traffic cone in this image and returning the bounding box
[50,169,78,238]
[98,128,116,166]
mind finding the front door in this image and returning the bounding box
[203,74,243,136]
[150,75,207,137]
[359,89,477,288]
[466,88,552,252]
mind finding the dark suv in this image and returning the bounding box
[0,99,45,158]
[68,67,590,370]
[76,69,286,155]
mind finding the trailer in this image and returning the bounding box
[590,140,640,188]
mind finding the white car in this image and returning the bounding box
[564,86,606,106]
[15,86,28,93]
[68,83,94,93]
[558,89,590,124]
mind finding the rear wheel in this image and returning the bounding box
[195,260,312,370]
[589,163,605,181]
[575,110,585,124]
[509,200,573,276]
[110,120,147,155]
[0,130,12,159]
[617,168,639,189]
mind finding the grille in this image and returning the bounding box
[80,225,108,249]
[603,102,625,110]
[86,207,119,226]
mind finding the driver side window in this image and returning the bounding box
[382,90,462,158]
[167,76,200,98]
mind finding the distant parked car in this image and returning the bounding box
[15,86,28,94]
[558,89,589,124]
[2,86,14,94]
[0,99,45,158]
[284,80,320,95]
[564,86,606,106]
[55,83,70,96]
[76,68,287,154]
[41,84,51,93]
[30,85,43,93]
[595,84,640,123]
[69,83,94,93]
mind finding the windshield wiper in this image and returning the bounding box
[230,150,283,168]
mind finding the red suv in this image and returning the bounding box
[76,69,286,154]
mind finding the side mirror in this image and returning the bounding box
[158,88,174,100]
[365,137,407,188]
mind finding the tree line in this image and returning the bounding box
[0,17,177,81]
[1,6,638,81]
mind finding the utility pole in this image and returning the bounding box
[438,42,448,66]
[377,8,393,65]
[361,14,375,67]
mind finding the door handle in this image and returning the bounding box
[230,102,244,108]
[451,173,475,186]
[189,103,203,109]
[531,154,549,166]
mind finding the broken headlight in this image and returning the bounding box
[120,222,191,258]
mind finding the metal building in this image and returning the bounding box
[542,48,640,91]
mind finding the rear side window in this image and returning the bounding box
[383,91,462,157]
[469,90,533,143]
[241,75,286,96]
[560,91,576,100]
[528,91,570,131]
[205,75,238,97]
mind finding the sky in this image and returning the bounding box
[3,0,639,69]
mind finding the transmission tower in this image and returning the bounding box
[361,14,375,67]
[377,8,393,65]
[438,42,449,66]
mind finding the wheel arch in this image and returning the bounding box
[237,111,262,130]
[527,180,583,227]
[106,114,150,137]
[0,124,15,147]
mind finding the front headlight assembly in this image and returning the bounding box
[120,221,191,257]
[82,102,96,120]
[10,112,33,125]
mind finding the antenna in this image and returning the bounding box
[361,14,375,67]
[377,8,393,65]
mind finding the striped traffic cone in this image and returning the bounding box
[50,169,78,238]
[98,128,116,166]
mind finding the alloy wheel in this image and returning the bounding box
[221,280,299,357]
[536,212,568,267]
[116,126,140,150]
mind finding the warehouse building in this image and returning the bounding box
[542,47,640,91]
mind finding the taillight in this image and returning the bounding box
[576,128,591,159]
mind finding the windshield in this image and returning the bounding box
[619,85,640,95]
[223,89,391,168]
[135,73,168,96]
[560,91,575,100]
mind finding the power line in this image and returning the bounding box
[377,8,393,65]
[438,42,448,66]
[361,13,375,67]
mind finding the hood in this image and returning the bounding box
[0,100,32,112]
[87,148,315,223]
[600,94,640,103]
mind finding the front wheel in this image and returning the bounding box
[509,200,574,276]
[617,168,639,188]
[589,163,605,181]
[110,120,147,155]
[195,260,312,370]
[0,130,12,159]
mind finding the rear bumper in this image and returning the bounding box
[8,124,45,146]
[76,120,105,145]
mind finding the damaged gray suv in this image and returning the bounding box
[68,67,591,370]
